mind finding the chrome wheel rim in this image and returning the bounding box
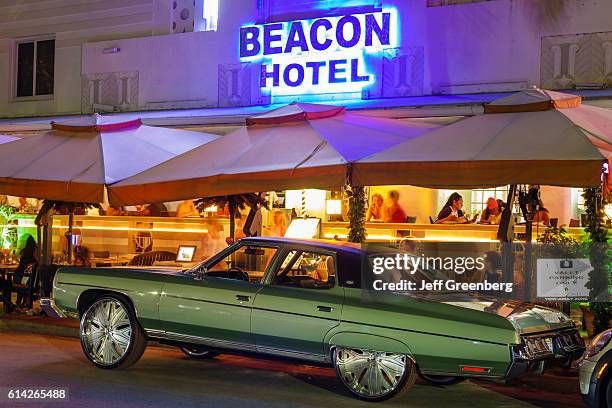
[81,299,132,366]
[335,348,407,398]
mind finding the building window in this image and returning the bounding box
[15,38,55,98]
[471,187,509,215]
[202,0,218,31]
[192,0,218,32]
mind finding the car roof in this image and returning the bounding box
[239,236,363,254]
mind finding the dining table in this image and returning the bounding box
[0,263,19,313]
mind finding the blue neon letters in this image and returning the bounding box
[240,10,396,93]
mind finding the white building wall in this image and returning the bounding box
[0,0,172,117]
[1,0,612,117]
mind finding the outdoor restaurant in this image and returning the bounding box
[1,0,612,405]
[0,89,610,322]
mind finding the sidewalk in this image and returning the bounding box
[0,311,79,338]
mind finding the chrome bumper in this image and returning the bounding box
[506,328,585,378]
[40,298,66,319]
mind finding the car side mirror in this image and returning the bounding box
[194,267,208,281]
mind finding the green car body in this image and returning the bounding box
[45,237,585,399]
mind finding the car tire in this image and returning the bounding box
[419,373,466,386]
[333,347,417,402]
[180,346,219,359]
[80,295,147,369]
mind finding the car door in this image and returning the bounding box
[251,245,344,359]
[158,242,281,350]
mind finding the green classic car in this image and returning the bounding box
[42,237,584,401]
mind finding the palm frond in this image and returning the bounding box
[195,193,268,215]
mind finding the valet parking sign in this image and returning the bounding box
[239,8,399,97]
[537,258,593,301]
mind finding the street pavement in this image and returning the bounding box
[0,330,586,408]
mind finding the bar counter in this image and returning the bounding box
[16,215,230,260]
[321,221,586,242]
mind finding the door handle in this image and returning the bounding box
[236,295,251,302]
[317,305,333,312]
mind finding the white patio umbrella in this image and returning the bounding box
[353,88,612,189]
[108,102,443,205]
[0,114,219,203]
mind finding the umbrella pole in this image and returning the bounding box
[67,206,74,264]
[524,219,534,301]
[228,203,236,242]
[498,185,517,295]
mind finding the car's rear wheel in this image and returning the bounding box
[333,347,416,401]
[80,296,146,369]
[180,346,219,359]
[419,373,466,386]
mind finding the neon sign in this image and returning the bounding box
[239,8,399,98]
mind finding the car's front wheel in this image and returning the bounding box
[333,347,416,401]
[80,295,147,369]
[180,346,219,359]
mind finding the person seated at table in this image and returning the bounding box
[176,200,200,218]
[105,206,124,216]
[483,251,502,283]
[435,192,469,224]
[383,190,407,223]
[136,202,168,217]
[17,197,33,213]
[480,197,503,224]
[366,193,384,222]
[529,200,550,225]
[13,235,38,309]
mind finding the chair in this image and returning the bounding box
[13,263,39,309]
[569,218,580,227]
[93,250,110,258]
[129,251,177,267]
[93,250,112,267]
[406,216,417,224]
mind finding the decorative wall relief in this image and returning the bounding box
[367,46,424,98]
[541,31,612,89]
[81,71,139,113]
[218,62,270,107]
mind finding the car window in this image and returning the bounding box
[207,245,277,283]
[271,250,336,290]
[337,251,363,289]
